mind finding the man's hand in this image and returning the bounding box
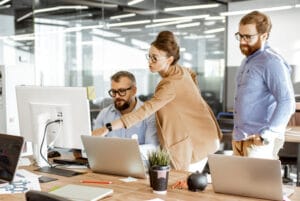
[92,127,108,136]
[247,134,263,146]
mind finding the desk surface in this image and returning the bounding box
[1,166,300,201]
[286,126,300,143]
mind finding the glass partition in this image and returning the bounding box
[0,0,227,118]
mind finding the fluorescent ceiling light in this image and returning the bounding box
[205,16,225,21]
[35,18,69,26]
[9,33,35,41]
[221,5,293,16]
[176,22,200,29]
[64,24,104,33]
[107,20,151,28]
[92,29,120,37]
[17,5,88,22]
[0,0,10,6]
[115,37,126,43]
[153,14,209,23]
[164,4,219,12]
[0,4,10,9]
[204,21,216,26]
[296,4,300,8]
[204,28,225,34]
[146,19,192,28]
[128,0,144,6]
[121,28,142,32]
[184,34,215,39]
[110,13,136,20]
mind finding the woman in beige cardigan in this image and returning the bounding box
[93,31,222,171]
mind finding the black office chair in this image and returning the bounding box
[25,190,72,201]
[216,112,234,151]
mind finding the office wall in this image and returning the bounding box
[226,0,300,110]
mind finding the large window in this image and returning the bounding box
[0,0,227,115]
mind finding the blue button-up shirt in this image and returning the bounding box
[93,98,159,145]
[233,43,295,141]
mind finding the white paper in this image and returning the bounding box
[0,169,40,194]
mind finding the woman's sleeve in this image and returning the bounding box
[121,79,176,128]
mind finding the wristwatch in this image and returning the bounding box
[259,136,269,145]
[105,123,112,132]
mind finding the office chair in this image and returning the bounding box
[25,190,72,201]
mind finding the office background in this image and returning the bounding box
[0,0,299,135]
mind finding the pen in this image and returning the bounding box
[80,180,112,184]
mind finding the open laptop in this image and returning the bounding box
[81,135,147,178]
[0,133,24,183]
[208,154,294,201]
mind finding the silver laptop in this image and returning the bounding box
[208,154,294,201]
[81,135,147,178]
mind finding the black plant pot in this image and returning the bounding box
[149,165,170,194]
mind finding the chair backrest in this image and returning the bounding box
[25,190,72,201]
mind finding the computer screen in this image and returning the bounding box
[15,86,91,167]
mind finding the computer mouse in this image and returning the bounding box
[47,150,61,158]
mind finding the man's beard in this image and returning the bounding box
[240,38,262,56]
[114,99,130,111]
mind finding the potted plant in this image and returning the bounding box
[148,148,171,194]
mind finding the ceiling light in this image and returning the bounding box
[153,14,209,23]
[296,4,300,8]
[164,4,219,12]
[17,5,89,22]
[176,22,200,29]
[205,16,225,21]
[204,28,225,34]
[107,20,151,28]
[221,5,293,16]
[146,20,192,28]
[0,0,10,6]
[128,0,144,6]
[204,21,216,26]
[110,13,136,20]
[64,24,104,33]
[121,28,142,32]
[0,4,10,9]
[92,29,120,37]
[184,34,215,40]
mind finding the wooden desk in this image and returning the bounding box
[1,166,300,201]
[286,126,300,186]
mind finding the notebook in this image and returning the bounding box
[81,135,147,178]
[208,154,294,201]
[0,133,24,183]
[50,184,113,201]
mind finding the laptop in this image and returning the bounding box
[0,133,24,183]
[81,135,147,178]
[208,154,294,201]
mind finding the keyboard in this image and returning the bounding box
[36,166,83,177]
[53,157,88,166]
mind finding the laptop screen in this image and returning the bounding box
[0,134,24,183]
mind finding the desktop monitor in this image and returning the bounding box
[15,86,91,168]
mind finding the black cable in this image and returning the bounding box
[40,119,63,167]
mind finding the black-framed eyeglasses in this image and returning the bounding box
[108,87,132,97]
[235,32,259,42]
[145,54,167,63]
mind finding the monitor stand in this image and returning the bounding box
[35,166,83,177]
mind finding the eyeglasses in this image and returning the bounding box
[145,54,167,63]
[235,32,259,42]
[108,87,132,97]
